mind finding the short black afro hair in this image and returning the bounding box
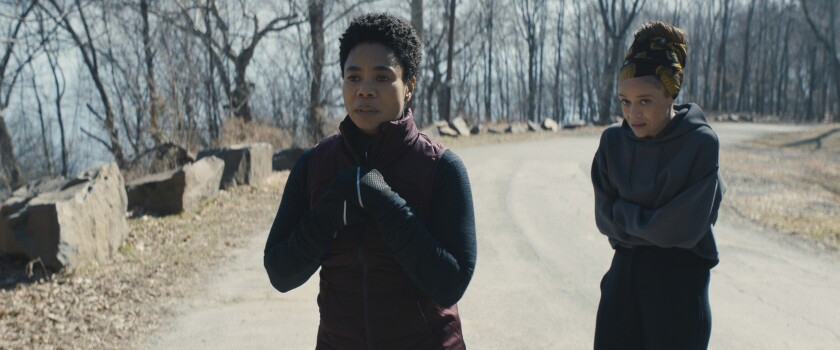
[339,13,422,81]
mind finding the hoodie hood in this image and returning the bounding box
[621,103,710,142]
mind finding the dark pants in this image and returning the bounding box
[594,246,712,350]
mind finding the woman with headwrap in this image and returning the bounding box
[590,20,725,349]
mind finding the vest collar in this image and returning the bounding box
[339,108,420,167]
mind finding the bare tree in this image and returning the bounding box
[308,0,326,143]
[44,42,68,176]
[801,0,840,122]
[0,1,39,195]
[553,0,567,123]
[172,0,302,123]
[713,0,732,112]
[42,0,127,167]
[141,0,162,147]
[482,0,494,123]
[735,0,757,112]
[411,0,424,39]
[440,0,457,122]
[410,0,424,119]
[515,0,547,123]
[595,0,646,124]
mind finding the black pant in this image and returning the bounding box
[594,246,712,350]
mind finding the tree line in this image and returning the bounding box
[0,0,837,196]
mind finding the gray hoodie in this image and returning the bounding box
[591,103,725,263]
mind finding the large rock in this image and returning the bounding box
[438,125,459,137]
[527,121,542,132]
[450,117,471,137]
[197,143,273,189]
[273,147,305,171]
[150,142,195,173]
[505,123,527,134]
[0,163,129,269]
[542,118,560,132]
[126,156,224,215]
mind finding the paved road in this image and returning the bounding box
[140,123,840,350]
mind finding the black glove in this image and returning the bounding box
[355,167,396,216]
[310,167,367,239]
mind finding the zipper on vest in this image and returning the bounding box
[358,238,372,349]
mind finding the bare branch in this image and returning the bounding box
[324,0,379,29]
[80,127,112,151]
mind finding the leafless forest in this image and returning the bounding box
[0,0,838,196]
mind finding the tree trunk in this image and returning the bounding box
[0,109,22,197]
[410,0,424,121]
[411,0,423,40]
[32,74,53,175]
[0,1,38,190]
[46,48,68,177]
[553,3,565,123]
[736,0,757,112]
[714,0,731,112]
[775,15,792,117]
[595,0,644,124]
[141,0,162,146]
[441,0,456,122]
[483,0,494,123]
[308,0,326,143]
[801,0,840,122]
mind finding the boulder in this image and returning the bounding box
[450,117,471,137]
[438,125,459,137]
[542,118,560,131]
[0,163,129,269]
[563,120,588,129]
[527,121,542,132]
[273,147,306,171]
[505,123,527,134]
[470,125,482,135]
[419,124,440,137]
[150,142,195,173]
[126,156,224,215]
[197,143,273,189]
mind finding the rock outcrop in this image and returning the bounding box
[197,143,273,189]
[451,117,471,137]
[0,163,129,269]
[273,147,305,171]
[126,156,224,215]
[542,118,560,132]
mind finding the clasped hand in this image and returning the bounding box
[314,166,393,233]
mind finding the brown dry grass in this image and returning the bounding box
[721,124,840,250]
[217,118,295,151]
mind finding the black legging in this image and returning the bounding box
[594,246,713,350]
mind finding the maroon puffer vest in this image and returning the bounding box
[305,109,464,350]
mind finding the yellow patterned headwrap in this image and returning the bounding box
[619,36,687,98]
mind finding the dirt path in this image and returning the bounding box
[140,123,840,349]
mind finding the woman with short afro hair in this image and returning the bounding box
[264,13,476,350]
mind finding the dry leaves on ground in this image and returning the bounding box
[0,172,288,350]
